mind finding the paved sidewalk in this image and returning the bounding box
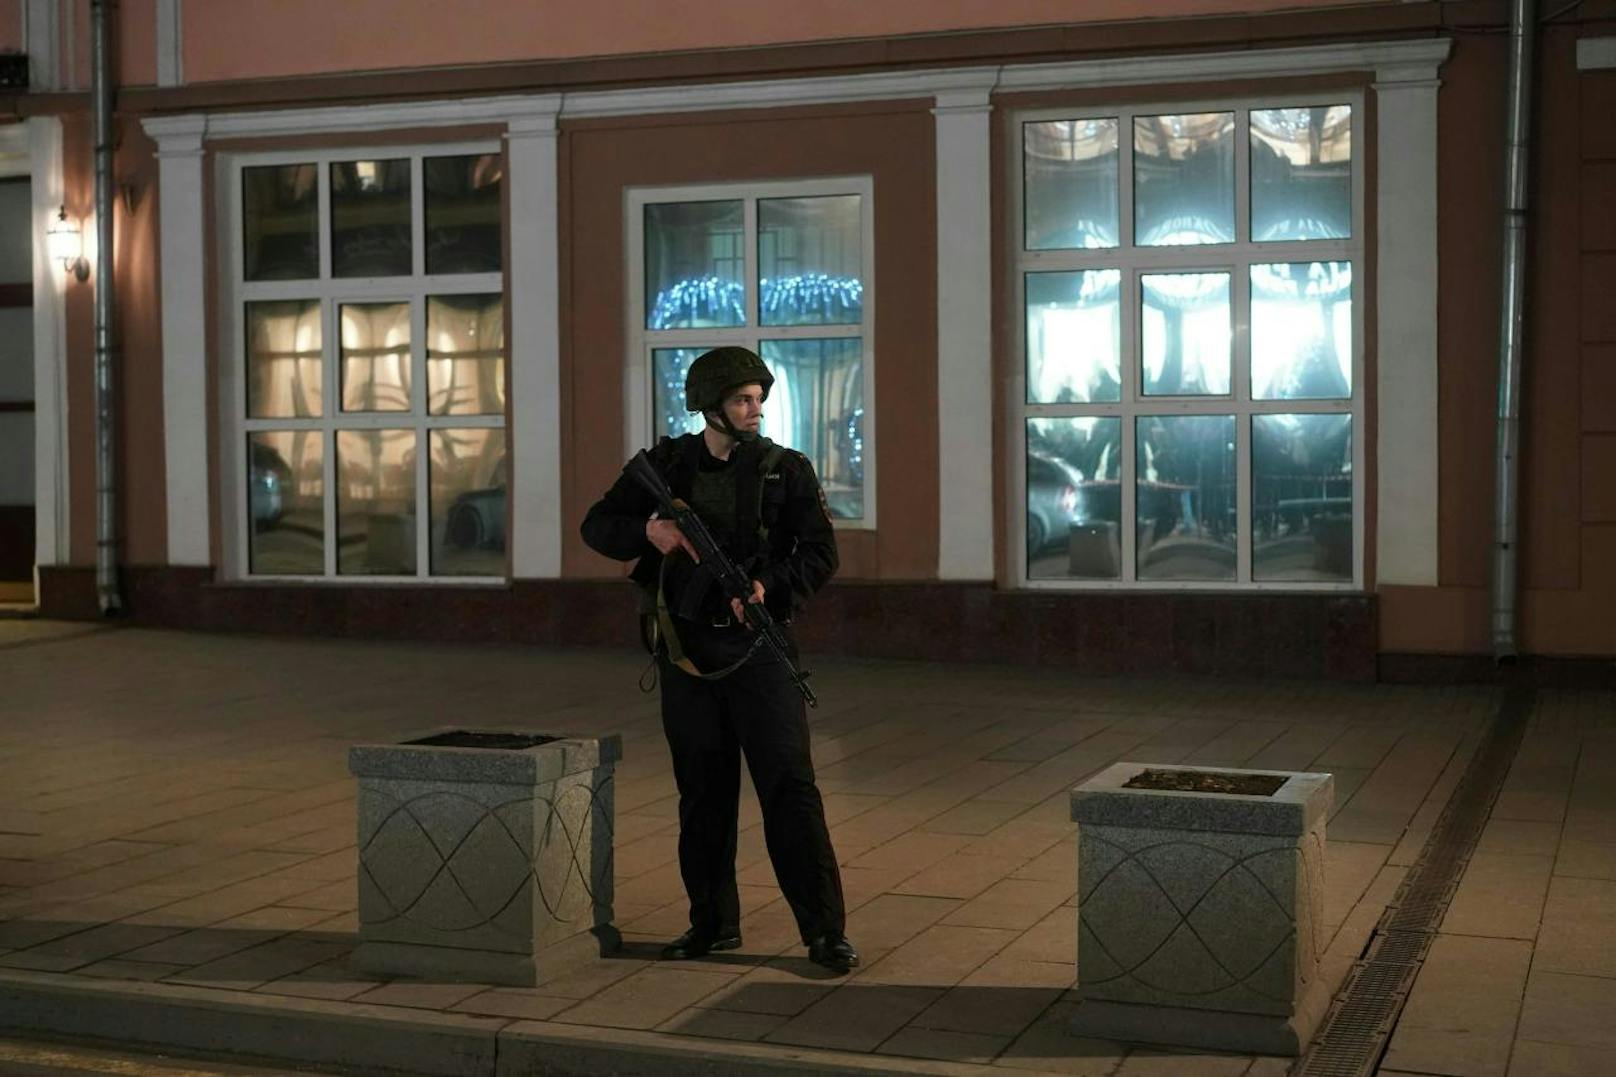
[0,624,1606,1075]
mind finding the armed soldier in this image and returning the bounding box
[580,346,858,974]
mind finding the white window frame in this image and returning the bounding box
[216,140,508,583]
[1009,92,1366,591]
[625,176,877,531]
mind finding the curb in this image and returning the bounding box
[0,970,1044,1077]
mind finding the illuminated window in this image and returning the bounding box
[1017,101,1360,587]
[227,147,508,579]
[630,180,874,526]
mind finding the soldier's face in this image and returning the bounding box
[720,384,765,434]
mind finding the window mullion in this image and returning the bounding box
[1120,108,1136,249]
[1121,410,1137,583]
[1236,410,1253,583]
[415,427,430,579]
[744,198,759,329]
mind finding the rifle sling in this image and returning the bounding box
[656,554,766,681]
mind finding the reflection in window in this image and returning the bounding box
[652,347,712,440]
[425,154,503,274]
[246,300,322,418]
[759,196,862,326]
[243,164,317,281]
[340,302,411,413]
[1251,261,1352,400]
[427,294,504,416]
[1026,270,1121,404]
[1136,415,1235,581]
[1026,417,1122,579]
[248,431,323,575]
[1134,113,1235,246]
[1251,106,1352,242]
[431,428,506,576]
[1024,119,1119,251]
[760,338,864,521]
[331,159,412,278]
[645,201,745,329]
[1253,414,1352,580]
[336,429,416,575]
[1141,272,1230,396]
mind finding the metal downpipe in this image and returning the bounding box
[1491,0,1535,660]
[92,0,121,613]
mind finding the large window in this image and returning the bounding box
[1015,101,1362,587]
[628,179,875,525]
[224,145,507,579]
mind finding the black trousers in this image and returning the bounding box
[657,627,845,945]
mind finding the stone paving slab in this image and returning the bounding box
[0,624,1590,1076]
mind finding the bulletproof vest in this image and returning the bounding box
[687,460,740,552]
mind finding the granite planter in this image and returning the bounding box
[348,729,621,985]
[1068,762,1333,1055]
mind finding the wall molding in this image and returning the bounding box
[143,39,1451,140]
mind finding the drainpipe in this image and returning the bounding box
[92,0,121,613]
[1491,0,1535,660]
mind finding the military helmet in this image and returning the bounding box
[684,346,774,413]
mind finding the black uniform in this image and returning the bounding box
[580,433,845,945]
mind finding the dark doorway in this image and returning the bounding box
[0,171,36,605]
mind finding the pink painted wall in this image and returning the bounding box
[182,0,1395,83]
[121,0,156,87]
[0,0,22,54]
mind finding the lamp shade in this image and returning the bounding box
[46,208,82,270]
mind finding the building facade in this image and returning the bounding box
[1,0,1612,677]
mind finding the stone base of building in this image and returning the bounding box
[37,564,1380,680]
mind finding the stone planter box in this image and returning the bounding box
[348,729,622,985]
[1068,762,1333,1055]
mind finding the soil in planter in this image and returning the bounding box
[1123,768,1287,796]
[405,731,563,750]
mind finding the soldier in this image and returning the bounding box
[580,346,858,974]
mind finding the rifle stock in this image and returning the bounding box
[627,451,818,708]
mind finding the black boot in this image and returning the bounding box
[661,928,743,960]
[807,933,859,974]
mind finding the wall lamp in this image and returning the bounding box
[47,206,89,282]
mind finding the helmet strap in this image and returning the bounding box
[705,409,758,445]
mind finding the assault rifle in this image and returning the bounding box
[626,449,818,708]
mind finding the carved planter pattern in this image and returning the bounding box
[1069,762,1332,1055]
[349,729,621,985]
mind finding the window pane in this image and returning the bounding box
[425,153,503,274]
[246,299,322,418]
[427,294,505,416]
[1136,415,1235,581]
[645,201,744,329]
[243,164,318,281]
[1134,112,1235,246]
[1026,417,1122,579]
[759,338,864,521]
[331,159,412,278]
[1024,119,1120,251]
[1251,106,1352,242]
[431,428,506,577]
[652,347,711,441]
[1253,414,1353,581]
[340,302,411,413]
[1251,261,1352,400]
[336,429,416,575]
[1026,270,1121,403]
[758,195,862,326]
[248,431,323,575]
[1141,272,1231,396]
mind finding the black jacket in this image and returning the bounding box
[580,434,839,620]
